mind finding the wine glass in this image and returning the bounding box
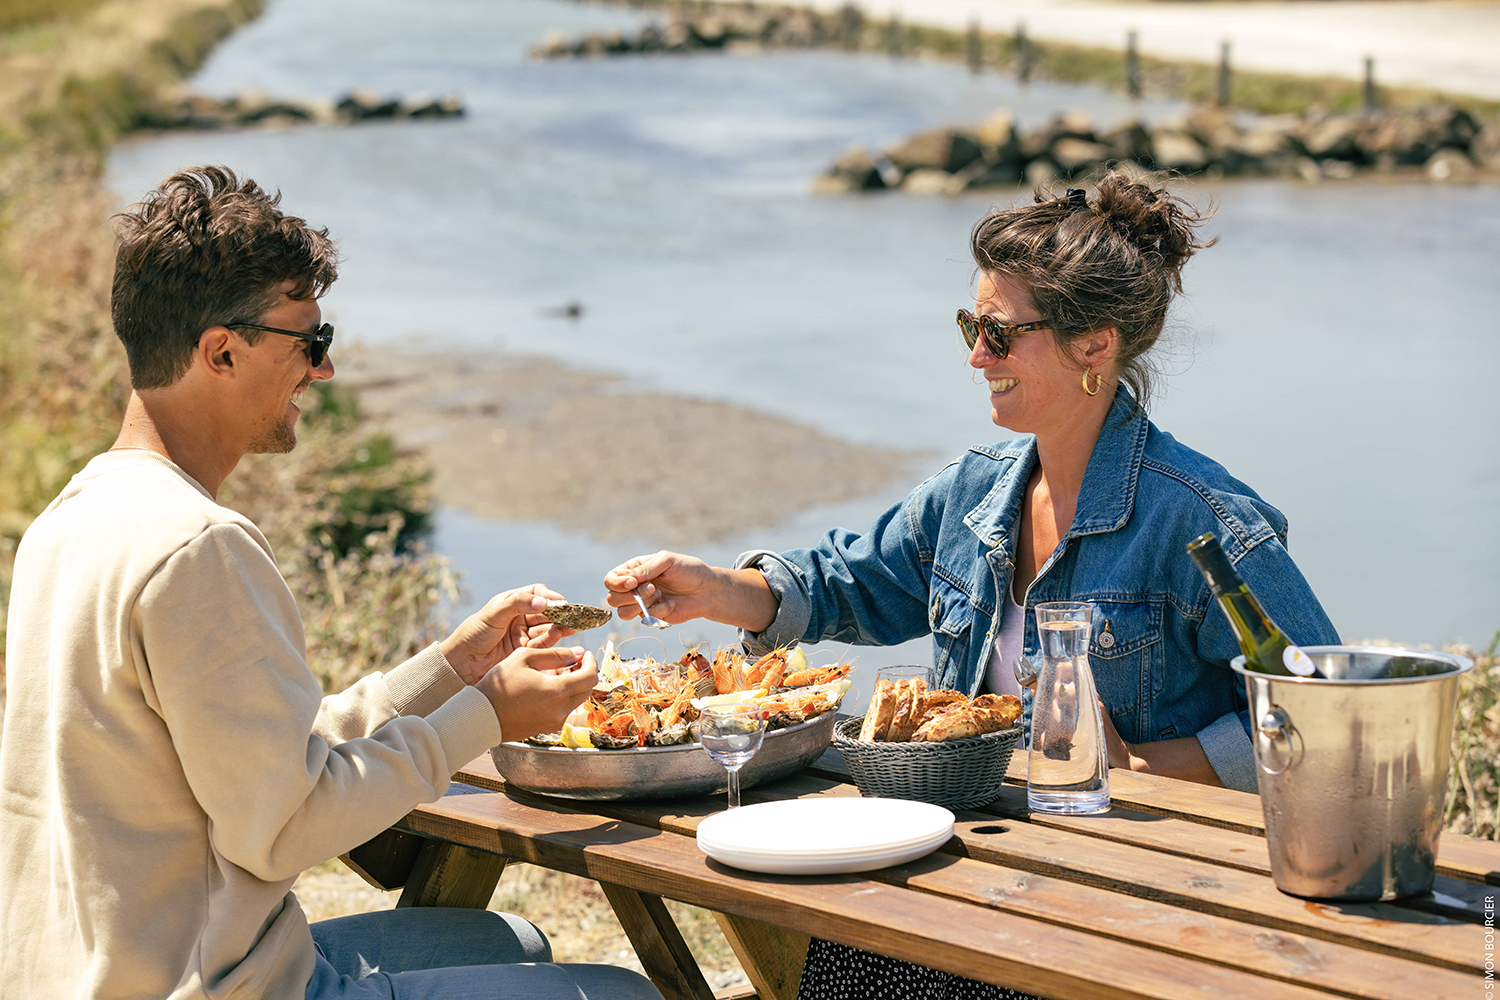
[698,704,766,809]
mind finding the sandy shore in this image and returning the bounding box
[339,346,929,550]
[799,0,1500,100]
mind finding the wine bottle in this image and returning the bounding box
[1186,532,1318,677]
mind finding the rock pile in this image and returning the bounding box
[817,105,1500,193]
[530,4,864,57]
[140,89,465,131]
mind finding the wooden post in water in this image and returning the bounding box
[1216,40,1231,106]
[1016,21,1032,83]
[1126,30,1141,98]
[967,17,982,74]
[1363,56,1378,111]
[839,3,862,50]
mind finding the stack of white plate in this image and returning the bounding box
[696,797,956,874]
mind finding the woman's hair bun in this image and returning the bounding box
[1091,171,1214,292]
[969,169,1216,411]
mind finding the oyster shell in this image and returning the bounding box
[525,732,565,748]
[643,721,692,747]
[543,602,613,631]
[591,732,639,751]
[764,711,805,732]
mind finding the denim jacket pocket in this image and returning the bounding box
[1087,599,1164,745]
[928,575,976,681]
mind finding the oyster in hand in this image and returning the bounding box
[542,601,613,631]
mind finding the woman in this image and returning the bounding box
[602,173,1339,998]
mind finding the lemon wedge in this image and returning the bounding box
[786,645,808,674]
[560,723,595,750]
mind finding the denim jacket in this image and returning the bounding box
[737,392,1339,792]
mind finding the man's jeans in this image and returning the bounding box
[305,908,664,999]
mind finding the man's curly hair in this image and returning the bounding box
[112,166,340,389]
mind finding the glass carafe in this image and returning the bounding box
[1027,601,1110,815]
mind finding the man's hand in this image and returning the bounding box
[603,551,777,632]
[476,646,599,743]
[441,584,577,686]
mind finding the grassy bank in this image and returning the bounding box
[0,0,457,691]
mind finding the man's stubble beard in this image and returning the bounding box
[247,380,310,454]
[246,419,296,455]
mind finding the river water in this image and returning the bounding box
[107,0,1500,666]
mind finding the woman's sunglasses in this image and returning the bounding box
[956,309,1048,360]
[228,322,334,367]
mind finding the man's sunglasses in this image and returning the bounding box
[956,309,1048,360]
[228,322,334,367]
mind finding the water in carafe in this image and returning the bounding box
[1028,614,1110,814]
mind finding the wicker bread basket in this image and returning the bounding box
[833,717,1022,809]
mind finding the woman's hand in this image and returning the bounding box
[1098,699,1224,787]
[603,551,778,632]
[440,584,577,685]
[1099,701,1138,770]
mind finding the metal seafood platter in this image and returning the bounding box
[490,710,837,801]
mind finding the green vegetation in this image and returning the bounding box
[0,0,107,33]
[220,385,458,693]
[0,0,456,694]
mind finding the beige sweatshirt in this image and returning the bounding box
[0,450,502,1000]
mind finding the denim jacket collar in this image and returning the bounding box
[963,390,1147,552]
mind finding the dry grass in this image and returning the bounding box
[1444,635,1500,839]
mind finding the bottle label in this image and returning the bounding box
[1283,646,1317,677]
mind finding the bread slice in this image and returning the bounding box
[911,694,1023,742]
[859,678,898,741]
[971,693,1023,729]
[887,678,928,742]
[917,689,965,718]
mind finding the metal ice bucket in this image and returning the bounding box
[1231,645,1473,901]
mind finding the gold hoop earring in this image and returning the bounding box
[1082,368,1102,396]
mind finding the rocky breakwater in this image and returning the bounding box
[817,104,1500,194]
[139,88,465,131]
[530,3,863,57]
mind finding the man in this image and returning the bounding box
[0,167,661,1000]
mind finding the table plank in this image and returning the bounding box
[974,786,1491,923]
[1431,836,1500,886]
[806,748,1500,885]
[501,771,1481,972]
[459,755,1496,941]
[871,850,1480,1000]
[398,788,1345,1000]
[950,814,1483,972]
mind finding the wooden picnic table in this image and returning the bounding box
[342,738,1498,1000]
